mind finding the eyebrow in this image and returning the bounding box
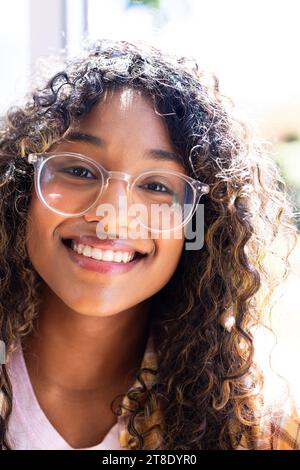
[62,131,183,165]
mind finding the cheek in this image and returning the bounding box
[24,192,185,317]
[149,232,185,286]
[25,193,62,280]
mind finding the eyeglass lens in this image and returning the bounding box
[39,154,198,231]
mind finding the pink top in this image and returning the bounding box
[5,339,123,450]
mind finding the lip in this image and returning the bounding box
[62,239,147,274]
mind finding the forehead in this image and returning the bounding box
[73,87,173,147]
[85,87,153,115]
[55,87,186,172]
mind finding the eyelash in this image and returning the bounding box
[61,167,174,194]
[62,166,97,179]
[140,182,173,194]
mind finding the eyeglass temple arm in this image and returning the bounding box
[28,154,38,164]
[194,181,210,195]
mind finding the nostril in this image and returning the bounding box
[83,213,105,223]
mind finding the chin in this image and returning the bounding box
[64,299,121,318]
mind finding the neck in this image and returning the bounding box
[22,284,151,393]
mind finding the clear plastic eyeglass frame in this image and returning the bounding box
[27,152,210,233]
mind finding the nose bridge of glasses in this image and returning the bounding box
[105,170,132,187]
[86,170,135,228]
[95,170,132,210]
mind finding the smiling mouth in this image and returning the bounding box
[61,238,147,264]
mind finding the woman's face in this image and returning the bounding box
[26,87,186,317]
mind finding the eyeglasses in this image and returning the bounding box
[27,152,210,233]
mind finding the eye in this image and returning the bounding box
[140,181,174,195]
[61,166,97,179]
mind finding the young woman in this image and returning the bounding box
[0,39,299,450]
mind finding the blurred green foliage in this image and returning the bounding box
[128,0,160,8]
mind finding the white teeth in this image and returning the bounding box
[71,242,136,263]
[91,248,102,260]
[77,244,85,254]
[82,245,92,257]
[114,251,123,263]
[122,252,130,263]
[102,250,114,262]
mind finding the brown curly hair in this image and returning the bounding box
[0,38,298,450]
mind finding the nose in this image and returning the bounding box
[83,179,131,234]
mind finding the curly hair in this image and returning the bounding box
[0,38,298,450]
